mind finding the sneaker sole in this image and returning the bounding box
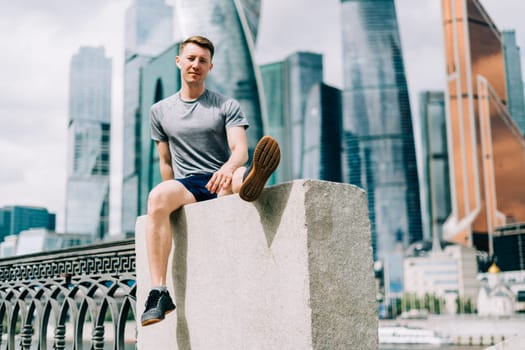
[141,308,175,327]
[239,136,280,202]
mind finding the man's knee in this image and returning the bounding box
[147,185,170,215]
[147,181,194,215]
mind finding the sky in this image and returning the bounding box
[1,0,524,234]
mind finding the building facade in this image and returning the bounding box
[478,266,525,313]
[124,0,173,61]
[340,0,423,260]
[0,206,56,243]
[65,47,112,240]
[138,44,181,215]
[302,83,343,182]
[404,244,480,305]
[16,228,93,257]
[502,30,525,137]
[419,91,451,243]
[441,0,525,252]
[493,222,525,272]
[478,263,521,316]
[121,0,174,235]
[258,60,288,185]
[259,52,326,184]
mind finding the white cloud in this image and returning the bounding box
[256,0,342,87]
[0,0,129,233]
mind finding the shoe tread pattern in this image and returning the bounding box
[239,136,281,202]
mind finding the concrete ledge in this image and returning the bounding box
[136,179,377,349]
[487,335,525,349]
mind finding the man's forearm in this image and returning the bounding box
[221,146,248,173]
[160,163,174,181]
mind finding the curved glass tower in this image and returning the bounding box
[503,30,525,137]
[441,0,525,252]
[121,0,173,234]
[174,0,266,150]
[302,83,343,182]
[419,91,451,243]
[341,0,423,260]
[66,47,112,240]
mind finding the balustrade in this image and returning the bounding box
[0,239,136,349]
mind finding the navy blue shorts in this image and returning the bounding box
[176,173,217,202]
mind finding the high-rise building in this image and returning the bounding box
[493,223,525,271]
[259,60,288,185]
[502,30,525,136]
[124,0,173,60]
[419,91,451,242]
[65,47,112,240]
[340,0,423,260]
[286,53,325,180]
[121,0,174,234]
[441,0,525,252]
[0,206,56,243]
[259,52,325,183]
[138,44,181,215]
[302,83,343,182]
[174,0,266,152]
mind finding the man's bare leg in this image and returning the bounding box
[142,180,195,326]
[146,179,196,286]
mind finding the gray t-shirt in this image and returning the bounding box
[150,89,249,178]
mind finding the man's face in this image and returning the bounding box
[176,43,213,86]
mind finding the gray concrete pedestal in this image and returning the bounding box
[135,179,378,349]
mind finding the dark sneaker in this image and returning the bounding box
[239,136,281,202]
[141,289,176,326]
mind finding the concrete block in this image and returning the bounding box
[487,335,525,350]
[136,179,378,349]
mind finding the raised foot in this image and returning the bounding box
[239,136,281,202]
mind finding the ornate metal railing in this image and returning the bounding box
[0,239,136,349]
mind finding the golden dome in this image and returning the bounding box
[488,262,501,274]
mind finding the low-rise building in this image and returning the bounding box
[404,243,480,310]
[478,263,525,314]
[0,228,93,258]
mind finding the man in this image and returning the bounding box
[141,35,280,326]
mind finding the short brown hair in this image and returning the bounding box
[179,35,215,59]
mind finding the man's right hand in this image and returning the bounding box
[206,165,235,193]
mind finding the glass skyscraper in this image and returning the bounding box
[138,44,181,215]
[121,0,173,234]
[260,52,325,183]
[66,47,112,240]
[302,83,343,182]
[124,0,174,60]
[174,0,265,152]
[259,60,289,185]
[441,0,525,253]
[341,0,423,260]
[287,53,325,180]
[502,30,525,137]
[419,91,451,243]
[493,223,525,272]
[0,206,56,243]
